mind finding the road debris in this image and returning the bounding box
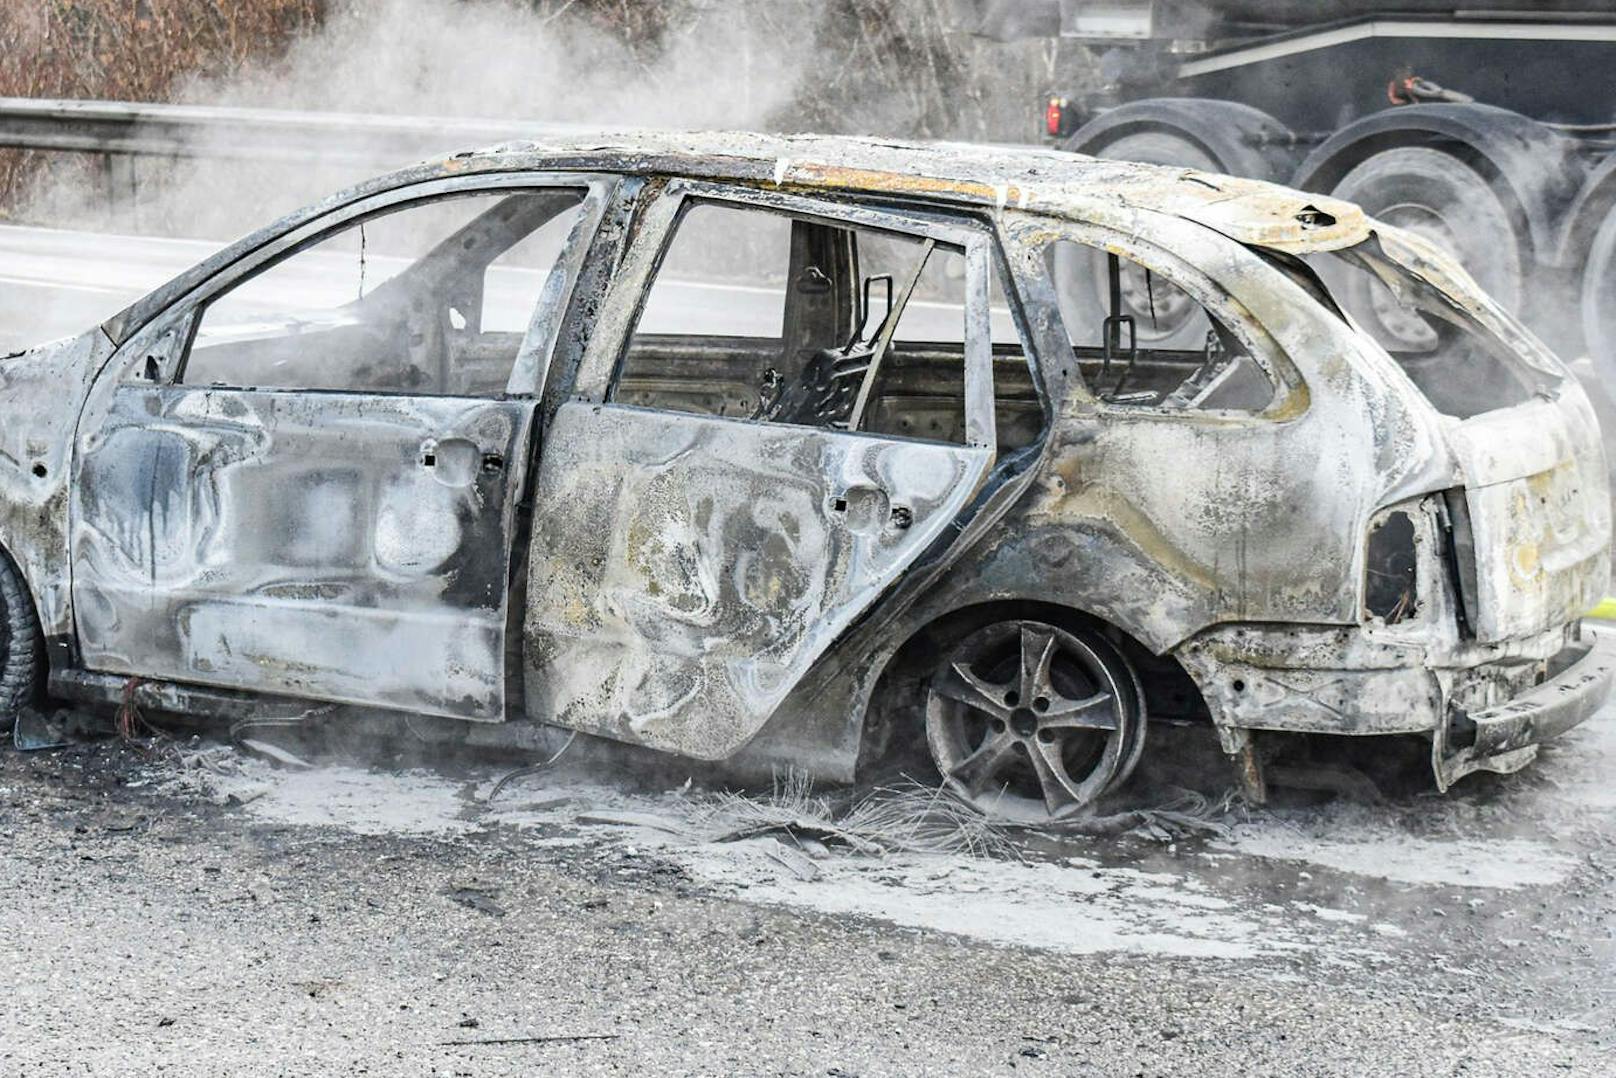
[697,772,1013,858]
[487,730,577,801]
[444,882,507,918]
[236,738,313,770]
[11,706,71,751]
[758,837,821,881]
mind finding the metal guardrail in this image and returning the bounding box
[0,96,579,166]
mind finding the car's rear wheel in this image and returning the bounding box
[0,551,43,735]
[924,619,1144,823]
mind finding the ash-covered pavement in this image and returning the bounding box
[3,706,1614,1076]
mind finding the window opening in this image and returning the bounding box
[1045,239,1276,412]
[1297,233,1559,419]
[614,199,1040,449]
[180,188,588,397]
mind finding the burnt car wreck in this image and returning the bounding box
[0,132,1611,822]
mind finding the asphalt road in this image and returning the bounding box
[3,703,1614,1077]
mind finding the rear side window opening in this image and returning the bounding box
[1271,233,1560,419]
[1043,239,1277,413]
[612,199,1045,452]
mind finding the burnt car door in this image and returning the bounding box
[523,182,1006,758]
[69,176,611,720]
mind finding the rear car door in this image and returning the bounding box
[70,176,609,720]
[524,182,1003,758]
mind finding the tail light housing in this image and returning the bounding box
[1364,507,1419,625]
[1361,494,1478,634]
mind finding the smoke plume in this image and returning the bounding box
[18,0,1059,240]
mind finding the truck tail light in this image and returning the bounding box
[1045,96,1068,139]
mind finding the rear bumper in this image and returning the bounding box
[1176,620,1614,789]
[1436,629,1616,788]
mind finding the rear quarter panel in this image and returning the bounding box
[972,211,1451,653]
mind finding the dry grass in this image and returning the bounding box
[0,0,1069,216]
[0,1,324,209]
[0,2,324,101]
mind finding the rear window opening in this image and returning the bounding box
[1269,233,1559,419]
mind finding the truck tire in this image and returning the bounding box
[1083,129,1219,173]
[1585,207,1616,385]
[0,552,43,735]
[1327,146,1524,344]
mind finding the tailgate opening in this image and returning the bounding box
[1260,229,1564,420]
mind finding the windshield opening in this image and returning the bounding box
[1264,232,1558,419]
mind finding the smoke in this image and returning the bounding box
[181,0,818,128]
[23,0,814,237]
[16,0,1057,241]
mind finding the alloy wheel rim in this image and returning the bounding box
[925,620,1131,822]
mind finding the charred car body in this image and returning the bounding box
[0,134,1609,821]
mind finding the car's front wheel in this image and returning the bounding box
[0,551,43,735]
[924,619,1145,823]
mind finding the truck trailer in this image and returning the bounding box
[973,1,1616,389]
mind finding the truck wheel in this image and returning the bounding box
[1087,129,1219,174]
[1583,206,1616,384]
[1327,146,1525,343]
[924,619,1144,822]
[0,552,43,735]
[1064,98,1297,182]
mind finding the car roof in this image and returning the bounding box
[104,128,1368,345]
[454,129,1370,254]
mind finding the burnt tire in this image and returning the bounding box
[0,551,43,735]
[1327,146,1526,338]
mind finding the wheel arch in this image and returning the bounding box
[1291,103,1584,268]
[0,515,67,655]
[855,596,1209,776]
[0,535,48,726]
